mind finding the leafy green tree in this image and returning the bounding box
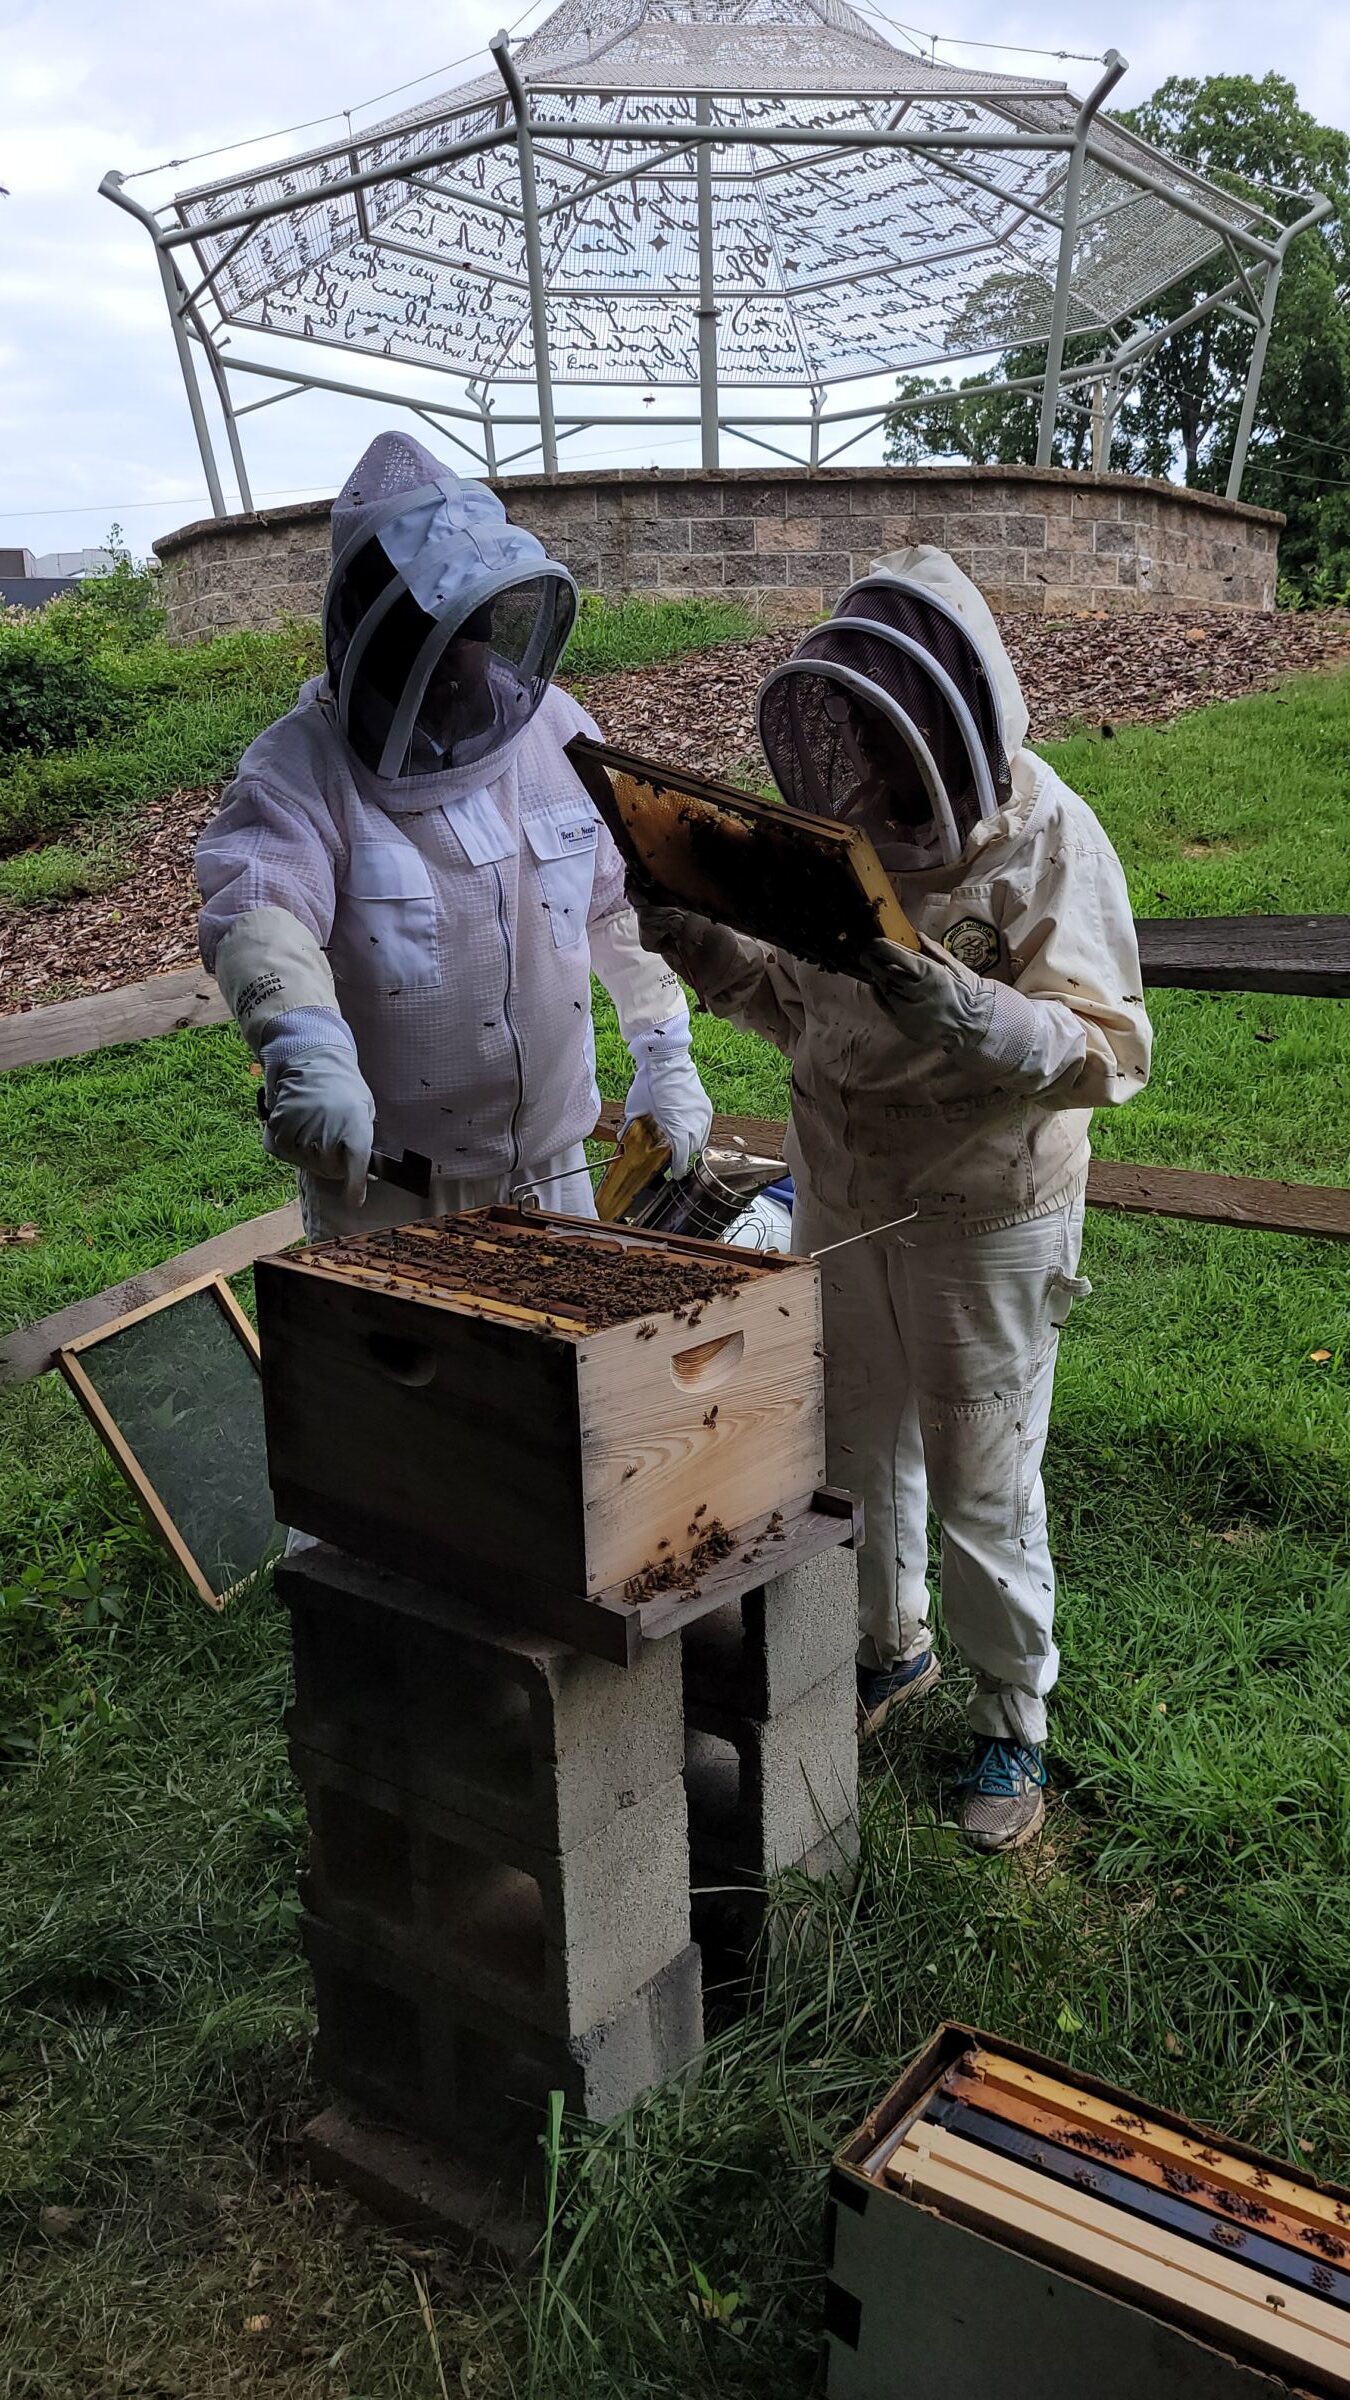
[885,74,1350,596]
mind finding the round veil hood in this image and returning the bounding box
[323,431,578,782]
[756,546,1020,869]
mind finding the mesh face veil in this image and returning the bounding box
[323,433,578,781]
[756,573,1013,869]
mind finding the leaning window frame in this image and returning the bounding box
[57,1270,271,1613]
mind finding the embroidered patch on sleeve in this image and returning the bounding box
[941,917,1001,974]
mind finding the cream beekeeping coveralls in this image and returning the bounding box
[648,548,1151,1741]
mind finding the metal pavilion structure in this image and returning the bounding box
[101,0,1331,516]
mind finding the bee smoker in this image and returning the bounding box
[595,1115,787,1242]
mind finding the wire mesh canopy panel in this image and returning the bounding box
[170,0,1275,394]
[103,0,1328,511]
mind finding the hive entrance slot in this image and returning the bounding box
[671,1331,745,1390]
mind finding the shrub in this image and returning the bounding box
[36,527,165,654]
[0,622,125,759]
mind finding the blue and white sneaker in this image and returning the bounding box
[856,1646,941,1739]
[959,1739,1047,1852]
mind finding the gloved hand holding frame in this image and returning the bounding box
[567,736,918,978]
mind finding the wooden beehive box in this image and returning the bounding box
[828,2024,1350,2399]
[255,1208,824,1606]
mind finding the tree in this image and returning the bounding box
[884,74,1350,596]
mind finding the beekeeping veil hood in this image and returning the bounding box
[324,432,578,781]
[756,544,1030,872]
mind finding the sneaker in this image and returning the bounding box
[856,1647,941,1739]
[959,1738,1047,1853]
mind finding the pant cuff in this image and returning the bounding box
[967,1693,1048,1748]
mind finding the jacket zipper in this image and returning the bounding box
[492,859,526,1178]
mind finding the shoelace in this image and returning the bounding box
[961,1738,1047,1796]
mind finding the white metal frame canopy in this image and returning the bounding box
[101,0,1331,514]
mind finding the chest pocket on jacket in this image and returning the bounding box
[524,814,598,951]
[333,841,442,995]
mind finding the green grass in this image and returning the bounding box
[2,671,1350,2395]
[0,630,324,853]
[0,832,127,911]
[564,591,753,678]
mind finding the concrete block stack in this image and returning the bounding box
[277,1544,701,2230]
[683,1544,860,1965]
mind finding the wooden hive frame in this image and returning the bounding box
[58,1271,267,1611]
[833,2024,1350,2398]
[566,734,918,976]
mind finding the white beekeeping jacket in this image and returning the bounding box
[197,678,675,1175]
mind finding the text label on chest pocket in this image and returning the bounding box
[525,815,598,951]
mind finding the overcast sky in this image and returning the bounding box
[2,0,1346,561]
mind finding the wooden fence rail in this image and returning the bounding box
[3,918,1348,1080]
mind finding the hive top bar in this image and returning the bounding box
[283,1206,795,1337]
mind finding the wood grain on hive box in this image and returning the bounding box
[255,1208,824,1603]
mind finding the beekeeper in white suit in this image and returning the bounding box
[636,549,1150,1853]
[196,432,712,1238]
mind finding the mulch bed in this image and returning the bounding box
[3,607,1347,1015]
[584,606,1350,780]
[0,787,220,1015]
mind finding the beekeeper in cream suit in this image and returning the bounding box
[637,550,1150,1853]
[196,432,711,1235]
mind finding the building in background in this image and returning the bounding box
[0,546,113,611]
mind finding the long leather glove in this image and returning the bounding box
[259,1012,376,1205]
[214,906,376,1203]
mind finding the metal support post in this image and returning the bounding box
[100,171,227,517]
[1089,377,1105,472]
[695,95,720,470]
[1035,51,1127,470]
[1225,195,1331,500]
[191,324,255,512]
[808,388,825,468]
[470,385,499,478]
[491,32,558,475]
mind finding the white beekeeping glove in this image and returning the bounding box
[621,1022,714,1179]
[215,907,376,1204]
[864,939,1087,1091]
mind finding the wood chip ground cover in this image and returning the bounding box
[1,609,1346,1014]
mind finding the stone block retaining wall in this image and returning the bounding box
[155,465,1282,642]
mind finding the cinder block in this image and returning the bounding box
[684,1661,858,1878]
[691,1816,860,1980]
[683,1545,858,1722]
[292,1742,690,2036]
[302,2102,544,2261]
[277,1546,683,1850]
[303,1916,703,2156]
